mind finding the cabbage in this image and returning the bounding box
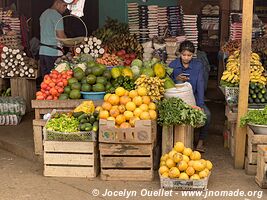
[54,62,70,73]
[131,59,143,68]
[131,65,140,78]
[75,63,87,71]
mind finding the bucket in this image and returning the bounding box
[164,82,196,105]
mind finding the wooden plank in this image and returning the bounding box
[44,153,94,166]
[44,166,96,178]
[225,105,238,122]
[33,125,43,155]
[100,156,152,168]
[100,169,153,181]
[248,128,267,144]
[174,125,193,148]
[162,125,174,155]
[44,141,95,153]
[256,145,267,188]
[99,143,152,156]
[35,109,41,120]
[245,157,256,175]
[234,0,254,168]
[31,99,103,109]
[32,119,46,126]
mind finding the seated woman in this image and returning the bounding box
[169,40,211,153]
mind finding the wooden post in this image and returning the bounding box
[234,0,253,168]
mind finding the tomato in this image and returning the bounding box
[49,82,55,88]
[62,74,67,79]
[50,88,59,96]
[40,83,48,89]
[57,74,62,79]
[36,91,43,96]
[41,89,46,93]
[51,74,58,79]
[46,86,51,91]
[44,80,50,85]
[45,90,50,95]
[57,87,64,93]
[47,95,53,100]
[57,82,64,87]
[66,70,73,76]
[36,95,44,100]
[66,75,72,79]
[53,96,58,100]
[62,79,68,86]
[44,75,50,80]
[51,70,59,75]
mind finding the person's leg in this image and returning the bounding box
[39,55,58,78]
[196,105,211,152]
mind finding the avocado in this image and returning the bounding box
[74,70,85,81]
[68,77,78,85]
[96,77,107,85]
[81,83,91,92]
[103,70,112,80]
[252,94,257,99]
[78,113,89,121]
[86,74,97,85]
[58,93,69,100]
[105,82,112,90]
[258,93,263,99]
[69,89,81,99]
[92,83,105,92]
[85,67,92,76]
[255,98,261,103]
[92,66,105,76]
[93,111,99,118]
[81,77,87,84]
[71,82,81,90]
[73,111,84,118]
[261,98,266,103]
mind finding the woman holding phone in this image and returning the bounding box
[169,40,211,153]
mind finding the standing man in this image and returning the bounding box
[39,0,69,77]
[169,40,211,153]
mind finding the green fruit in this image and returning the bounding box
[73,67,83,73]
[69,89,81,99]
[67,77,78,85]
[86,74,97,85]
[261,98,266,103]
[73,111,84,118]
[249,89,254,95]
[71,82,81,90]
[258,93,263,99]
[85,67,92,76]
[96,77,107,85]
[74,70,85,81]
[81,77,87,84]
[84,123,93,131]
[105,82,112,90]
[58,93,69,100]
[252,94,257,99]
[80,124,86,131]
[97,64,106,72]
[153,63,166,78]
[92,66,105,76]
[87,60,96,68]
[141,67,155,77]
[89,115,96,124]
[250,83,256,90]
[255,98,260,103]
[93,111,99,118]
[81,83,91,92]
[92,121,99,132]
[64,86,71,94]
[92,83,105,92]
[80,118,89,124]
[103,70,112,80]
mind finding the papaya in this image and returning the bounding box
[153,63,166,78]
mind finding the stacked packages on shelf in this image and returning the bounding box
[127,3,140,41]
[167,6,184,37]
[0,97,26,125]
[202,4,220,16]
[183,15,198,52]
[158,7,168,37]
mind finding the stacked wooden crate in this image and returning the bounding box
[31,100,102,155]
[245,128,267,175]
[256,145,267,188]
[99,119,157,181]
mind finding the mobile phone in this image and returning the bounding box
[181,73,190,77]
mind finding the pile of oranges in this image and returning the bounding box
[98,86,157,128]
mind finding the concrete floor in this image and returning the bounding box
[0,82,266,199]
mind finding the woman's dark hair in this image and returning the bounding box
[179,40,195,53]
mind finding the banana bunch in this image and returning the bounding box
[221,51,266,85]
[135,75,165,100]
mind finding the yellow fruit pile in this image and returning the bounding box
[159,142,213,180]
[135,75,165,101]
[99,87,157,128]
[221,51,266,85]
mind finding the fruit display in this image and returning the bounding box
[74,110,99,132]
[36,70,73,100]
[220,51,266,87]
[106,76,135,93]
[135,75,165,101]
[248,82,267,104]
[96,53,123,66]
[241,105,267,127]
[221,40,241,56]
[111,66,134,79]
[156,97,207,128]
[59,62,112,100]
[159,142,213,180]
[75,37,105,58]
[99,87,157,127]
[115,50,137,66]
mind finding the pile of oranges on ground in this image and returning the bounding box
[159,142,213,180]
[98,86,157,128]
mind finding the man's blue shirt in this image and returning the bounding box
[169,58,205,108]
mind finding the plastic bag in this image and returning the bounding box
[0,97,26,115]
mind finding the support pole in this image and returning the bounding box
[234,0,253,168]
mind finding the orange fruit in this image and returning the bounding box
[126,102,136,111]
[186,167,195,176]
[129,116,140,127]
[115,87,126,97]
[99,110,109,119]
[118,105,126,114]
[132,96,143,106]
[149,110,157,120]
[120,122,131,128]
[140,111,150,120]
[148,102,156,110]
[110,108,120,118]
[124,90,129,96]
[119,96,131,105]
[108,94,120,105]
[115,114,126,125]
[129,90,138,99]
[107,116,115,121]
[142,96,151,104]
[139,104,149,111]
[133,108,143,117]
[95,106,103,112]
[104,93,111,101]
[124,111,134,120]
[102,102,112,111]
[137,87,147,96]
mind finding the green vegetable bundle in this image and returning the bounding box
[156,97,207,127]
[240,106,267,126]
[46,114,79,133]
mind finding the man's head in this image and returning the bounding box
[52,0,68,14]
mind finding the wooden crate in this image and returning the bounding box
[162,125,194,155]
[255,145,267,188]
[225,105,238,122]
[99,143,155,181]
[99,119,157,144]
[11,78,36,113]
[229,122,236,157]
[44,141,99,178]
[245,157,257,175]
[31,100,103,155]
